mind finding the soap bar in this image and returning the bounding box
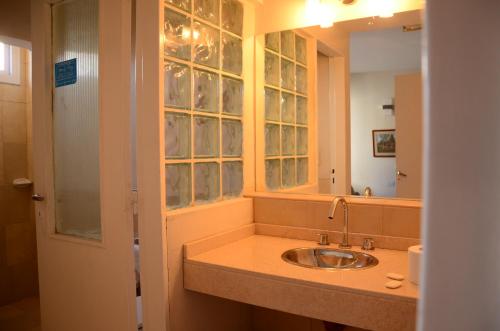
[386,273,404,281]
[385,280,402,289]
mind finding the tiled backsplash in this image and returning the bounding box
[253,197,421,250]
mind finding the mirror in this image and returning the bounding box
[255,10,423,200]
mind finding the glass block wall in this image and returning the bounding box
[164,0,244,209]
[264,31,309,190]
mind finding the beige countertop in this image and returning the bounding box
[185,234,418,303]
[184,229,419,330]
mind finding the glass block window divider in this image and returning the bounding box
[263,30,310,190]
[164,0,244,210]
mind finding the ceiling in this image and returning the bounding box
[349,26,422,73]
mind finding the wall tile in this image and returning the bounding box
[6,222,36,266]
[1,101,27,144]
[347,204,383,235]
[382,206,421,238]
[254,198,420,240]
[3,143,28,183]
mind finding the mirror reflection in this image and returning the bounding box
[256,10,423,199]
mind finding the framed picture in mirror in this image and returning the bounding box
[372,129,396,157]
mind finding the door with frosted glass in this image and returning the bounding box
[31,0,137,330]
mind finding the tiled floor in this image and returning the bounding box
[0,297,40,331]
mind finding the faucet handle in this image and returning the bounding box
[362,238,375,250]
[317,233,330,246]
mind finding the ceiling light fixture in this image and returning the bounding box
[307,0,335,28]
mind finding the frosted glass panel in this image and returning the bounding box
[195,162,220,202]
[265,124,280,156]
[281,58,294,91]
[52,0,100,240]
[222,161,243,198]
[265,159,280,190]
[280,31,294,59]
[282,158,296,188]
[265,87,280,121]
[297,158,308,185]
[222,0,243,36]
[222,33,242,75]
[194,0,219,24]
[194,116,219,157]
[165,61,191,109]
[281,92,295,123]
[281,125,295,156]
[193,21,220,69]
[194,69,219,113]
[295,35,307,64]
[165,112,191,159]
[222,77,243,116]
[166,163,192,209]
[164,8,191,60]
[265,32,280,52]
[265,52,279,86]
[222,119,242,157]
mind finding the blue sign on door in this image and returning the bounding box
[54,58,77,88]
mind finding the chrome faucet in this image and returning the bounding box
[328,197,351,249]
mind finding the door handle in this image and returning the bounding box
[396,171,407,177]
[32,194,45,202]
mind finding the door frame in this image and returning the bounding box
[31,0,138,329]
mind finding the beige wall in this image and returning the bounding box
[0,0,31,44]
[166,198,254,331]
[0,48,37,306]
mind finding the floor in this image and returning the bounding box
[0,297,41,331]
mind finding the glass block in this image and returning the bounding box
[193,21,220,69]
[222,33,242,75]
[265,51,279,86]
[222,119,242,157]
[282,158,296,188]
[194,69,219,113]
[194,116,219,157]
[265,32,280,52]
[166,0,191,12]
[264,87,280,121]
[265,124,280,156]
[297,158,308,185]
[280,30,294,59]
[222,0,243,36]
[296,65,307,94]
[164,61,191,109]
[222,161,243,198]
[281,125,295,156]
[265,159,281,190]
[222,77,243,116]
[297,127,308,155]
[194,0,219,24]
[295,34,307,64]
[281,92,295,123]
[166,163,191,209]
[296,96,308,125]
[281,58,295,91]
[165,112,191,159]
[194,162,220,202]
[164,8,191,60]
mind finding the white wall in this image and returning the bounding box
[350,71,397,196]
[420,1,500,330]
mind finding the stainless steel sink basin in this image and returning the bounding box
[281,247,378,270]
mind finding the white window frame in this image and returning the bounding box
[0,42,21,85]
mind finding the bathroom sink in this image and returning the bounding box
[281,247,378,270]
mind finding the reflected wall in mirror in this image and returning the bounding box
[255,10,423,200]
